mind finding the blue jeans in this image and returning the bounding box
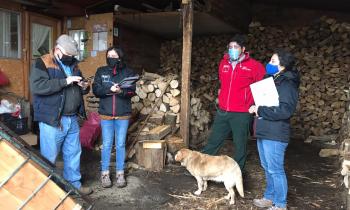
[39,116,82,189]
[257,138,288,208]
[101,119,129,173]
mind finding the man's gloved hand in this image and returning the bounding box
[66,76,82,85]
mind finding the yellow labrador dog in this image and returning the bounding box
[175,148,244,205]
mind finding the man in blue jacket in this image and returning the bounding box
[30,34,92,195]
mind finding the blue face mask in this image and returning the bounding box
[228,48,240,61]
[266,63,279,75]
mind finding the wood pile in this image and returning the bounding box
[248,17,350,137]
[159,16,350,138]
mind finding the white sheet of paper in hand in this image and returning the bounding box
[250,77,279,107]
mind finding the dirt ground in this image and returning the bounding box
[77,138,345,210]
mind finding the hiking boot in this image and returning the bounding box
[253,198,273,208]
[116,171,126,188]
[101,171,112,188]
[78,186,93,195]
[267,206,287,210]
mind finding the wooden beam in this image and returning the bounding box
[180,0,193,147]
[23,11,30,100]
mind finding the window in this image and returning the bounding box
[69,30,88,61]
[31,23,52,58]
[0,9,21,59]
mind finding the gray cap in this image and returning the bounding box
[56,34,78,56]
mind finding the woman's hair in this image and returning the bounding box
[275,49,295,71]
[106,46,124,60]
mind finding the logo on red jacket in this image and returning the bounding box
[222,65,230,73]
[241,66,252,71]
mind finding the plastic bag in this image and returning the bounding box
[80,112,101,149]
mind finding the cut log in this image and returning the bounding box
[149,113,165,125]
[164,113,177,126]
[143,71,163,81]
[147,93,156,102]
[319,149,340,157]
[132,102,144,111]
[131,95,140,103]
[138,90,147,99]
[155,89,162,97]
[165,136,186,154]
[87,103,99,108]
[170,104,180,113]
[158,81,167,91]
[162,95,170,104]
[159,103,168,113]
[147,84,155,92]
[169,97,180,106]
[147,125,172,140]
[136,140,167,171]
[170,89,181,97]
[170,80,179,89]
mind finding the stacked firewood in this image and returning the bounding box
[247,17,350,137]
[159,16,350,138]
[131,71,211,141]
[132,71,180,117]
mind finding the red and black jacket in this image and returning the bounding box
[92,64,136,117]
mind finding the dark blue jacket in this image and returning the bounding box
[92,64,136,117]
[30,52,88,127]
[255,70,300,142]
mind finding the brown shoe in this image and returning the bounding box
[253,198,273,208]
[78,186,93,195]
[101,171,112,188]
[116,171,126,188]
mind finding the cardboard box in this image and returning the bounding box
[19,132,38,146]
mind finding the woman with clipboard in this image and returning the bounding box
[249,49,300,210]
[92,46,137,188]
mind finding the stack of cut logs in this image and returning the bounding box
[132,71,211,142]
[159,16,350,138]
[247,17,350,137]
[133,72,180,118]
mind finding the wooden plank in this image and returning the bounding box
[0,140,26,182]
[148,125,172,140]
[180,0,193,147]
[0,140,78,209]
[143,140,166,149]
[0,188,22,210]
[149,113,165,125]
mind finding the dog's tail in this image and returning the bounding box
[236,174,244,198]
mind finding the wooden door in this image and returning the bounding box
[23,12,61,100]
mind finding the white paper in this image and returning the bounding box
[92,33,99,51]
[98,32,108,51]
[250,77,279,107]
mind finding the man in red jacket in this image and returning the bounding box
[202,34,265,171]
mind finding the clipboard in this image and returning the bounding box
[249,77,279,107]
[118,75,139,88]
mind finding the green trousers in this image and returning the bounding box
[202,110,252,171]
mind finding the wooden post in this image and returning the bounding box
[180,0,193,147]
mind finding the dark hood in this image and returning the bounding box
[280,70,300,88]
[264,70,300,88]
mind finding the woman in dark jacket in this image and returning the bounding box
[93,46,136,188]
[249,49,300,210]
